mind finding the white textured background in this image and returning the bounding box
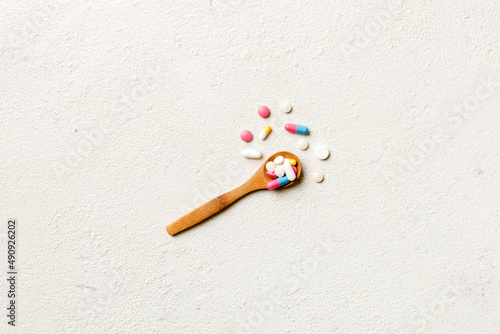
[1,0,500,333]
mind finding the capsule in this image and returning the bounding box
[283,160,296,181]
[285,123,308,134]
[241,148,262,159]
[267,176,290,190]
[266,171,277,179]
[258,126,272,140]
[285,158,297,165]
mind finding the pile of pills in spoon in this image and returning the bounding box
[265,155,298,189]
[240,103,328,183]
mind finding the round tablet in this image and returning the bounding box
[297,139,309,150]
[265,161,276,172]
[280,101,292,113]
[315,145,329,160]
[273,155,284,165]
[312,171,324,183]
[258,106,270,118]
[275,166,285,177]
[240,130,253,142]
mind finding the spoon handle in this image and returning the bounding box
[166,182,259,235]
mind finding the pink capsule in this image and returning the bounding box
[266,171,277,179]
[292,165,297,174]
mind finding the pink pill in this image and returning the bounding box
[266,171,277,179]
[292,165,297,174]
[258,106,270,118]
[240,130,253,142]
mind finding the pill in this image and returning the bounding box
[315,145,329,160]
[258,126,272,140]
[266,171,277,179]
[283,160,296,181]
[285,158,296,165]
[285,123,308,134]
[240,130,253,142]
[297,139,309,150]
[292,165,297,174]
[275,166,285,177]
[258,106,270,118]
[274,156,284,165]
[267,176,290,190]
[265,161,276,172]
[241,148,262,159]
[312,171,324,183]
[280,101,292,113]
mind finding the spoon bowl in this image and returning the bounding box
[167,151,301,235]
[251,151,302,189]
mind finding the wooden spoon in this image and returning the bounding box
[166,151,301,235]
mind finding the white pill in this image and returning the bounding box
[283,160,296,181]
[315,145,329,160]
[280,101,292,113]
[274,156,284,165]
[275,166,285,177]
[265,161,276,172]
[297,139,309,150]
[241,148,262,159]
[312,171,324,183]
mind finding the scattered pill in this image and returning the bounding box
[280,101,292,113]
[297,139,309,150]
[258,126,272,140]
[275,166,285,177]
[285,158,297,165]
[292,165,297,174]
[240,130,253,142]
[274,156,284,165]
[315,145,329,160]
[267,176,290,190]
[312,171,324,183]
[283,160,296,181]
[258,106,270,118]
[285,123,309,135]
[241,148,262,159]
[266,171,277,179]
[265,161,276,172]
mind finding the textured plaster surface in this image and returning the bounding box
[1,1,500,333]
